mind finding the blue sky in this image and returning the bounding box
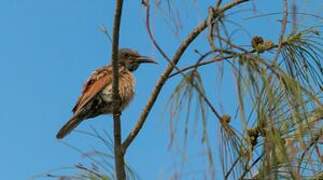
[0,0,321,179]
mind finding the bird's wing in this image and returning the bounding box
[72,66,112,114]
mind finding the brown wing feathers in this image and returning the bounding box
[72,66,112,113]
[56,66,112,139]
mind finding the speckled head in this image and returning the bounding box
[117,48,157,71]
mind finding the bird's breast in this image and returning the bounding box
[100,71,135,112]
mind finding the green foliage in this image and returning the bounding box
[228,28,322,179]
[168,27,323,179]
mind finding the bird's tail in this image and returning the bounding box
[56,115,83,139]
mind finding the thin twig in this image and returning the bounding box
[216,0,223,9]
[123,0,251,152]
[169,54,238,78]
[169,50,237,78]
[215,34,249,52]
[111,0,126,179]
[225,155,240,179]
[239,152,265,180]
[99,25,113,43]
[297,130,322,174]
[272,0,288,63]
[142,1,181,70]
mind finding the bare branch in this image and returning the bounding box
[111,0,126,179]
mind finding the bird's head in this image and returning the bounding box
[118,48,157,71]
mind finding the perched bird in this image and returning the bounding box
[56,48,156,139]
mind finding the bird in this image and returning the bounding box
[56,48,156,139]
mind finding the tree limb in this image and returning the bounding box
[111,0,125,179]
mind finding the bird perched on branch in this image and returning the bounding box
[56,48,156,139]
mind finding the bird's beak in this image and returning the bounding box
[136,56,158,64]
